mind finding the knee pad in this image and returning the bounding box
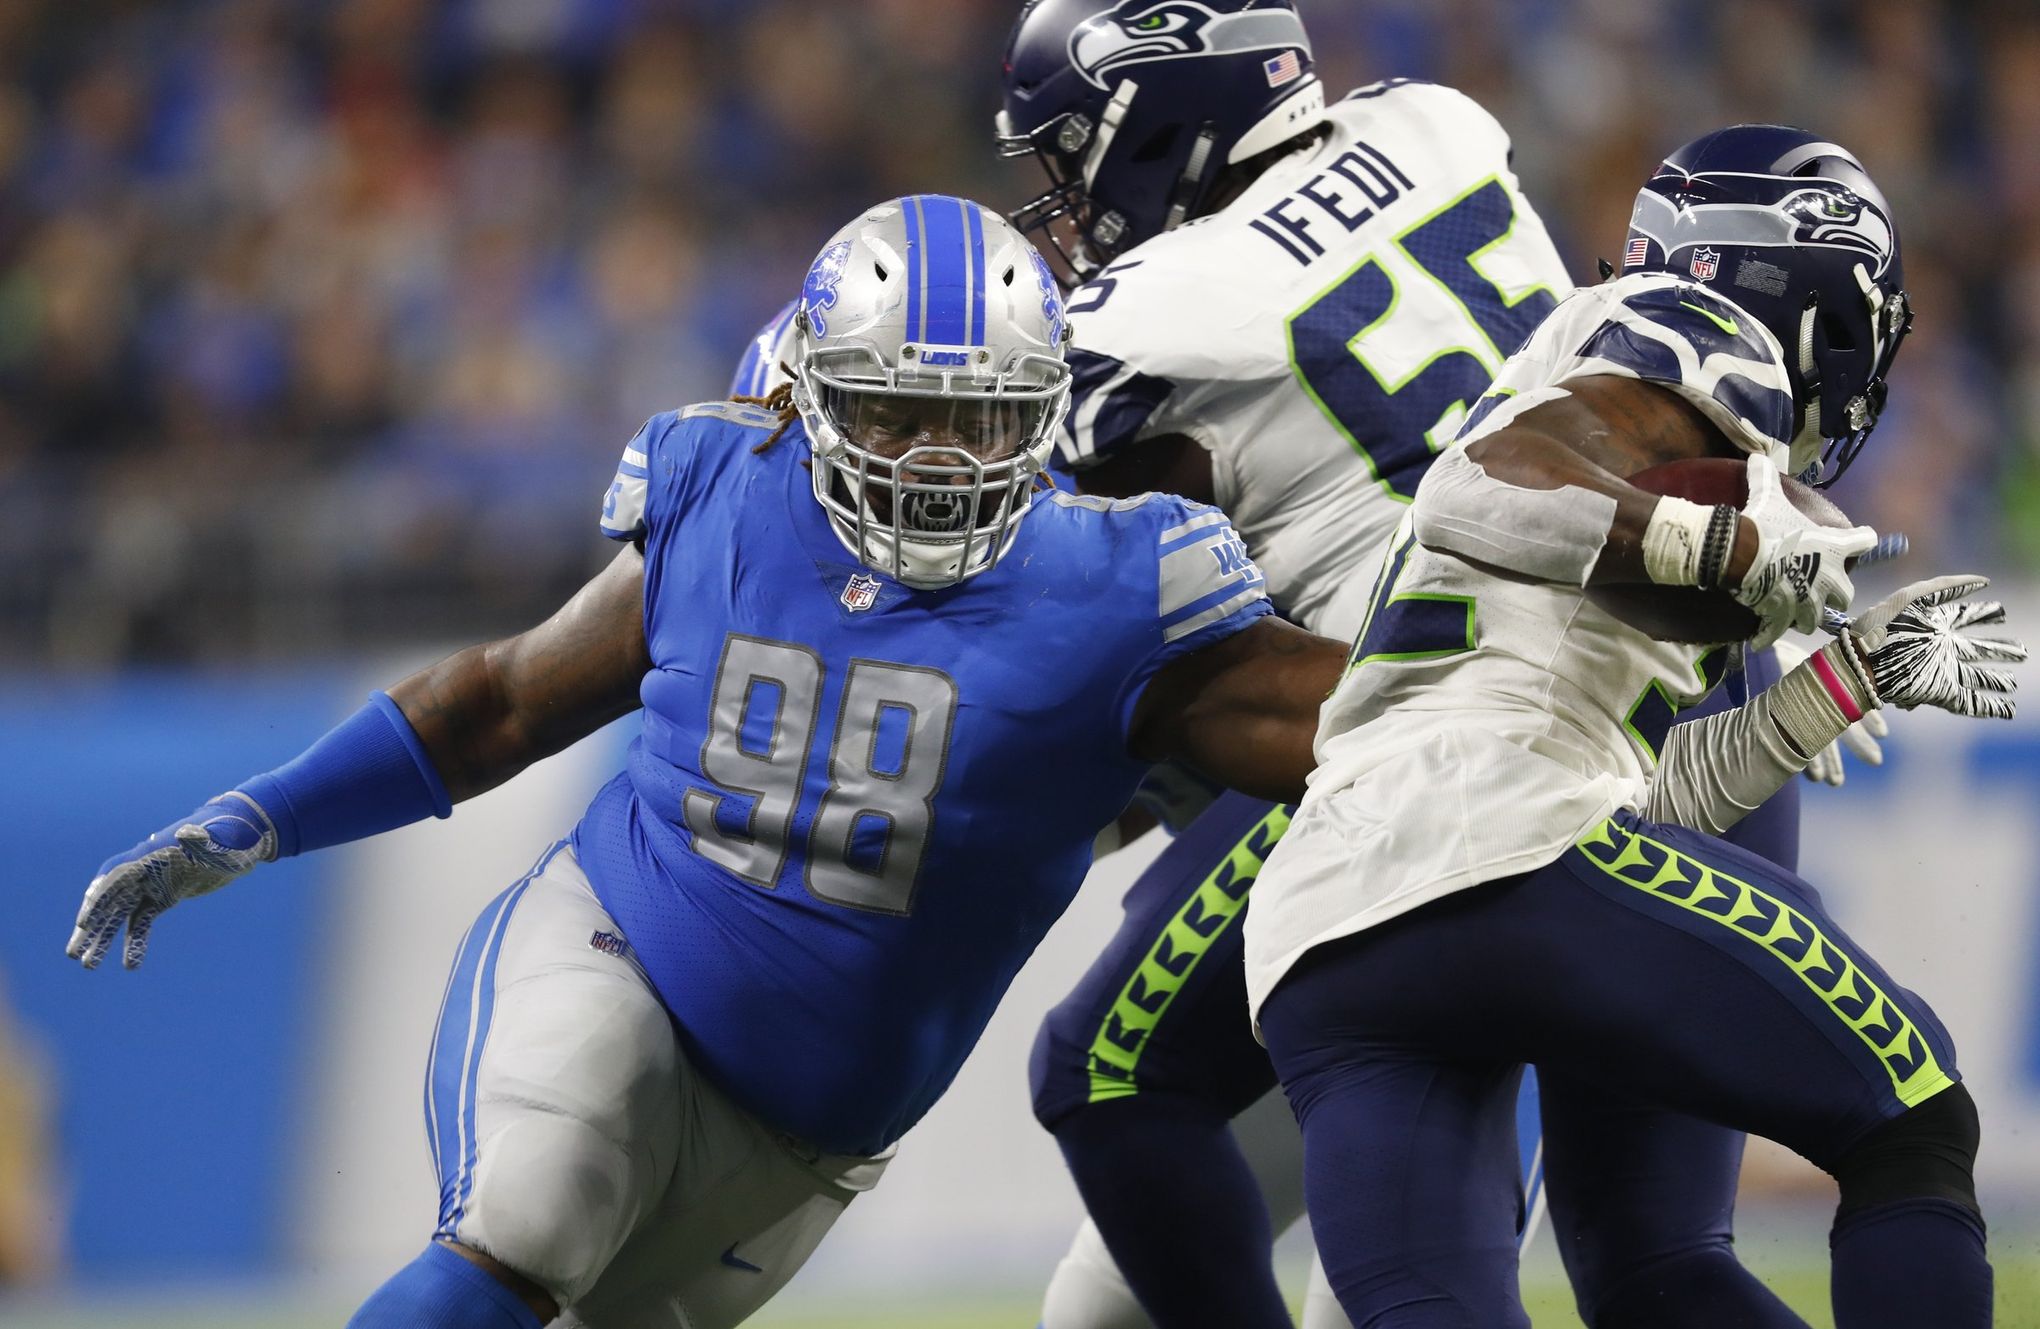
[1832,1082,1980,1221]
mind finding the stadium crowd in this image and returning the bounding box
[0,0,2032,663]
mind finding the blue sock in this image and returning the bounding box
[1052,1096,1292,1329]
[1830,1198,1991,1329]
[348,1242,547,1329]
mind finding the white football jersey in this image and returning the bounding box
[1243,272,1801,1021]
[1058,79,1573,639]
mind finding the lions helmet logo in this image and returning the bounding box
[802,239,854,340]
[1068,2,1306,89]
[1028,246,1067,345]
[1779,185,1895,276]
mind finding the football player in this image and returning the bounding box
[65,197,1354,1329]
[996,4,1871,1327]
[1246,127,2019,1328]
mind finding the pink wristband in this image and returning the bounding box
[1809,648,1866,724]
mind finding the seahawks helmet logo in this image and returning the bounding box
[1779,185,1895,276]
[1069,2,1307,89]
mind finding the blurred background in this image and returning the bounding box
[4,0,2040,1325]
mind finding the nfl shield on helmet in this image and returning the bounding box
[1621,124,1913,485]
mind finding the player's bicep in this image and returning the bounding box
[1131,618,1344,804]
[390,546,649,801]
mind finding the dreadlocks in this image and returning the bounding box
[731,372,799,454]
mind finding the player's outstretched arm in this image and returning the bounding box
[387,545,649,801]
[67,547,651,970]
[1647,576,2023,835]
[1417,376,1874,647]
[1130,618,1346,805]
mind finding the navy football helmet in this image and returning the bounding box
[1623,125,1913,486]
[996,0,1326,281]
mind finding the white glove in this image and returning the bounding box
[1730,454,1878,651]
[1767,638,1888,785]
[1842,576,2025,719]
[67,792,276,969]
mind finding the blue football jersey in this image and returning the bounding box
[573,404,1271,1155]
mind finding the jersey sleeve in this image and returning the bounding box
[1570,277,1799,458]
[599,415,662,542]
[600,404,772,542]
[1056,256,1207,471]
[1114,497,1275,738]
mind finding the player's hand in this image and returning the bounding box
[66,793,277,970]
[1731,454,1878,651]
[1768,638,1888,785]
[1841,576,2025,719]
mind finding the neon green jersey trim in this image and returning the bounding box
[1085,804,1293,1103]
[1574,819,1953,1109]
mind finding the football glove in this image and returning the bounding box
[1731,453,1878,651]
[66,792,277,970]
[1841,576,2025,719]
[1767,638,1888,786]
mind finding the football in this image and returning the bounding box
[1585,457,1855,643]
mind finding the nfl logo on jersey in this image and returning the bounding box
[842,574,881,612]
[1689,246,1721,281]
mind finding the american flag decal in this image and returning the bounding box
[1264,50,1302,87]
[1624,237,1650,268]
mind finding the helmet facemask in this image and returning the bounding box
[1789,274,1913,486]
[794,323,1069,590]
[996,104,1126,288]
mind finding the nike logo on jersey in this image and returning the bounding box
[1679,301,1740,337]
[720,1243,763,1273]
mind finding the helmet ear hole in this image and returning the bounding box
[1003,265,1017,286]
[1820,309,1858,352]
[872,262,889,282]
[1131,124,1181,164]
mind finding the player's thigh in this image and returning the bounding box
[428,843,683,1306]
[1032,792,1290,1127]
[562,1069,889,1329]
[1260,975,1529,1329]
[1537,1069,1743,1296]
[1524,813,1962,1165]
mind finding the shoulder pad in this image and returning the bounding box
[1043,488,1162,515]
[1577,276,1797,454]
[677,401,783,429]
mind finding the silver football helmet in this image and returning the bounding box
[789,195,1073,589]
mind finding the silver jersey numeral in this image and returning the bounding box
[807,660,958,915]
[683,635,824,886]
[684,637,958,914]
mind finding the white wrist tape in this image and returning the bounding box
[1410,448,1619,587]
[1641,496,1713,587]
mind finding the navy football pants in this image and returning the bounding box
[1033,651,1809,1328]
[1258,810,1970,1328]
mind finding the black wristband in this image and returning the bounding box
[1697,505,1738,589]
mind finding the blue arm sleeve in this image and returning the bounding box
[237,692,453,859]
